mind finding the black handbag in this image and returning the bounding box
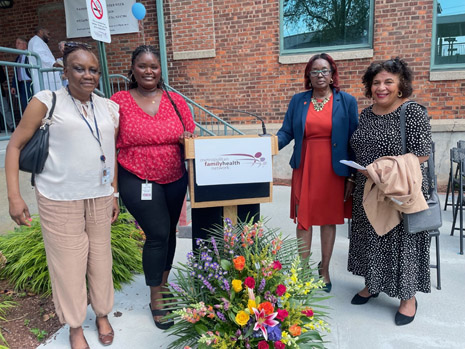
[399,101,442,233]
[19,92,56,186]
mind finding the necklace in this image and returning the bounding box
[311,95,331,112]
[136,88,160,104]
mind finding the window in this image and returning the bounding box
[280,0,373,54]
[432,0,465,69]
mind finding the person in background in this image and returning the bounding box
[111,45,196,330]
[11,37,33,114]
[28,27,62,94]
[56,40,68,87]
[6,42,119,348]
[277,52,358,293]
[0,66,15,133]
[348,57,432,326]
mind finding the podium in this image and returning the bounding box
[184,135,278,248]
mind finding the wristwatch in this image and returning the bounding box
[113,192,120,198]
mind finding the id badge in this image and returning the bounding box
[141,182,152,200]
[101,166,111,184]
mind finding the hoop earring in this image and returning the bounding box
[330,78,334,84]
[398,91,403,98]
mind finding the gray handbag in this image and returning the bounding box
[400,101,442,233]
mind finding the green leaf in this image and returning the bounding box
[194,323,208,335]
[220,259,231,270]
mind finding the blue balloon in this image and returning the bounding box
[132,3,146,20]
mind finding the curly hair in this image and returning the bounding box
[303,53,340,92]
[129,45,163,89]
[362,57,413,98]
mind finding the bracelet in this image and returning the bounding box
[113,192,120,198]
[346,178,355,183]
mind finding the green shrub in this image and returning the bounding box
[0,212,143,296]
[0,297,16,349]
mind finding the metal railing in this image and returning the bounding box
[1,45,243,140]
[103,74,243,137]
[1,46,63,140]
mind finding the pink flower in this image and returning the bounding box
[258,341,269,349]
[276,284,286,296]
[244,276,256,289]
[252,307,279,341]
[301,308,314,317]
[276,309,288,321]
[274,341,286,349]
[272,260,282,270]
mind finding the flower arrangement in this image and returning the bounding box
[166,218,330,348]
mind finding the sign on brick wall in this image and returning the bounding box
[64,0,138,38]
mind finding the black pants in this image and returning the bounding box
[118,164,187,286]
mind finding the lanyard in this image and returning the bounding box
[68,87,106,162]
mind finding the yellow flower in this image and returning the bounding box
[247,299,256,313]
[235,310,249,326]
[232,279,243,292]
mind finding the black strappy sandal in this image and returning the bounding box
[149,303,174,330]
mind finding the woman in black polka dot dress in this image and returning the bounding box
[348,58,432,326]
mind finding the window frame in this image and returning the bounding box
[279,0,375,55]
[430,0,465,71]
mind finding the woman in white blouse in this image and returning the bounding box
[6,42,119,349]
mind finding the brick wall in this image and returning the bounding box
[1,0,464,123]
[0,0,159,78]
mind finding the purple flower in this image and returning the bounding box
[222,279,230,292]
[211,237,220,259]
[216,311,226,321]
[169,282,186,296]
[266,323,282,341]
[258,278,266,293]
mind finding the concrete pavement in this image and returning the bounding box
[36,186,465,349]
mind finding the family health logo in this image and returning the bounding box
[222,152,267,167]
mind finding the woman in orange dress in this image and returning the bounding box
[277,53,358,292]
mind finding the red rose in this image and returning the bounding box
[258,341,269,349]
[274,341,286,349]
[272,260,282,270]
[276,309,288,321]
[276,284,286,296]
[244,276,256,289]
[301,308,314,317]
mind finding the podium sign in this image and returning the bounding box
[184,135,278,209]
[194,137,272,186]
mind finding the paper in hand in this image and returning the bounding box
[339,160,366,170]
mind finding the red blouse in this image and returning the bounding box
[111,90,195,184]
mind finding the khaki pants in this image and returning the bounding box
[37,191,114,328]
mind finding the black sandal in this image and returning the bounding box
[149,303,174,330]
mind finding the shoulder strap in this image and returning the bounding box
[163,87,186,131]
[44,92,56,121]
[399,100,415,154]
[400,101,435,188]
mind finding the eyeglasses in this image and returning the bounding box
[309,69,332,77]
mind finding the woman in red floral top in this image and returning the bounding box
[111,45,195,330]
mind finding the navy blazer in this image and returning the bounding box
[277,88,359,177]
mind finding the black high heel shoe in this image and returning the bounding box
[317,262,332,293]
[351,292,379,305]
[395,298,417,326]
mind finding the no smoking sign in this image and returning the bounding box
[86,0,111,43]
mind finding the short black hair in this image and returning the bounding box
[362,57,413,98]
